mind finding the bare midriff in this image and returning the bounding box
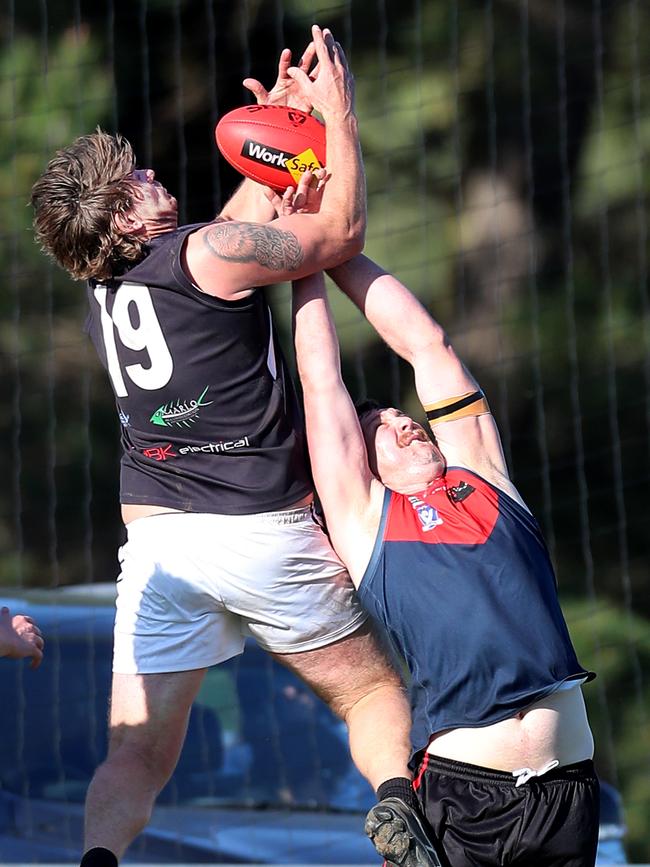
[426,684,593,771]
[121,492,314,525]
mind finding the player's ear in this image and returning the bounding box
[113,208,144,235]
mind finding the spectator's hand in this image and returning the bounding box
[0,607,44,669]
[264,168,329,217]
[285,26,354,123]
[243,42,318,113]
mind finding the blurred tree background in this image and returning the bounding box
[0,0,648,858]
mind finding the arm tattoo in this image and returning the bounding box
[204,221,305,272]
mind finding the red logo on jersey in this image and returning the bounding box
[385,470,499,545]
[142,444,177,461]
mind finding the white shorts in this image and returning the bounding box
[113,506,367,674]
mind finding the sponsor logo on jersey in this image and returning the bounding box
[118,409,130,427]
[142,444,177,461]
[448,480,475,503]
[150,386,212,428]
[241,141,322,181]
[407,494,444,531]
[178,437,250,455]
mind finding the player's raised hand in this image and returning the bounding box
[286,26,354,122]
[0,607,44,669]
[243,43,318,113]
[264,168,329,217]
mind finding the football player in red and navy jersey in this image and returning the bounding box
[292,253,600,866]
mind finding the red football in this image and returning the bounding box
[215,105,326,192]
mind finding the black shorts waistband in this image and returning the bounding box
[418,754,595,786]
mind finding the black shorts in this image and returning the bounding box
[414,754,600,866]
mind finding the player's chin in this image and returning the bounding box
[416,442,444,470]
[432,453,446,476]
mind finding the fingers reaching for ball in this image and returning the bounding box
[242,41,319,114]
[264,167,330,218]
[286,25,354,122]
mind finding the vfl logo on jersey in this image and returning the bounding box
[150,386,212,428]
[408,495,444,532]
[416,504,444,531]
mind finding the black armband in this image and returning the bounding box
[423,390,489,427]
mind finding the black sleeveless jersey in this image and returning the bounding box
[85,222,312,514]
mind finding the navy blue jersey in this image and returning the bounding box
[85,222,312,514]
[358,467,594,757]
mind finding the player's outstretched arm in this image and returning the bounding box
[328,255,476,393]
[292,272,384,583]
[327,255,515,491]
[0,607,44,669]
[217,178,278,225]
[186,25,366,300]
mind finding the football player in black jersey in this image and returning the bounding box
[291,251,599,865]
[30,25,439,867]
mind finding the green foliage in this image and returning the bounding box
[567,599,650,861]
[0,28,108,233]
[0,25,115,589]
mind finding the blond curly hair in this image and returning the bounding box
[31,128,146,281]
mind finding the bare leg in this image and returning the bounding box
[83,668,206,859]
[272,622,411,791]
[274,624,441,866]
